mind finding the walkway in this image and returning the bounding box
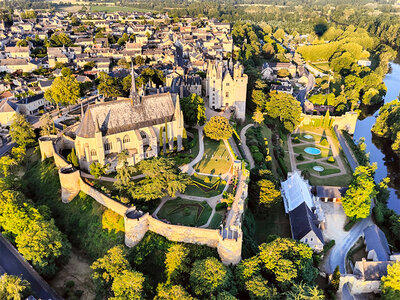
[180,126,204,175]
[240,124,255,169]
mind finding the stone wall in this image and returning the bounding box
[39,135,244,265]
[299,112,358,134]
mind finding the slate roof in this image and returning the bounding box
[364,225,390,261]
[315,186,348,199]
[76,93,176,138]
[289,201,324,244]
[281,171,314,212]
[0,100,18,112]
[354,260,392,281]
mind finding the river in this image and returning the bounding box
[353,62,400,213]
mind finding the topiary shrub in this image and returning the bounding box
[328,156,335,163]
[297,154,305,161]
[216,202,228,211]
[320,138,329,146]
[292,136,301,144]
[252,151,264,164]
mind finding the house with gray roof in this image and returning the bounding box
[363,224,391,262]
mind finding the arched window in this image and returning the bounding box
[104,140,112,151]
[123,135,130,143]
[91,149,97,157]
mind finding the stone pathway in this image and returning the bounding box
[180,126,204,175]
[240,124,255,169]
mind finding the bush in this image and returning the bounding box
[320,138,329,146]
[328,156,335,163]
[344,219,358,231]
[216,202,228,211]
[292,136,301,144]
[297,154,305,161]
[323,240,335,253]
[252,151,264,164]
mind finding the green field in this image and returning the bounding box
[208,212,224,229]
[193,138,232,175]
[90,5,156,13]
[157,198,212,227]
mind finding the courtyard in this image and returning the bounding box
[288,127,353,186]
[193,137,232,175]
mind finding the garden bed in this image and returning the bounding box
[157,198,212,227]
[184,174,226,198]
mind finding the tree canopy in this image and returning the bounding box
[0,274,31,300]
[381,261,400,300]
[180,94,206,127]
[342,164,377,219]
[9,114,35,148]
[204,116,233,140]
[44,72,80,106]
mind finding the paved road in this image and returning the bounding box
[0,234,60,300]
[0,141,16,157]
[180,126,204,175]
[240,124,255,169]
[328,216,373,273]
[296,70,315,105]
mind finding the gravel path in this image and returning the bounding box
[240,124,255,169]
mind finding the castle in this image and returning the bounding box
[204,60,248,122]
[75,72,185,171]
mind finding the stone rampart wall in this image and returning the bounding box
[300,112,358,134]
[79,179,128,216]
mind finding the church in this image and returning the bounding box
[204,60,248,122]
[74,71,185,171]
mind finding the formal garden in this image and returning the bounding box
[184,173,227,198]
[289,126,353,186]
[156,198,212,227]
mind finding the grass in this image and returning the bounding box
[193,137,232,175]
[157,198,212,227]
[208,212,224,229]
[90,5,156,13]
[292,144,332,159]
[184,174,226,198]
[254,202,291,244]
[297,162,341,176]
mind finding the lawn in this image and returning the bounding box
[293,143,333,159]
[193,137,232,175]
[297,162,341,176]
[254,202,291,244]
[208,212,224,229]
[157,198,212,227]
[184,174,226,198]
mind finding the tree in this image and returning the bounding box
[11,146,26,164]
[49,32,72,47]
[111,270,145,299]
[245,275,277,299]
[264,91,302,133]
[135,55,145,66]
[204,116,233,140]
[0,156,17,177]
[286,282,324,299]
[97,72,122,98]
[189,257,232,296]
[273,28,285,41]
[254,179,281,208]
[381,261,400,299]
[342,164,377,219]
[10,114,35,147]
[329,265,341,294]
[0,274,31,300]
[15,219,70,277]
[67,148,79,167]
[180,93,206,126]
[91,245,130,288]
[45,74,80,106]
[155,284,194,300]
[252,110,264,126]
[89,162,109,179]
[165,244,190,283]
[129,157,189,201]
